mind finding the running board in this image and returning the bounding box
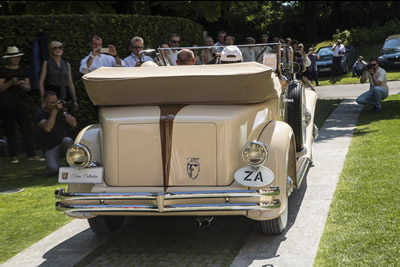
[296,156,311,188]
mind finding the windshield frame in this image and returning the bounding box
[154,43,283,75]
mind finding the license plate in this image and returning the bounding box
[320,68,330,72]
[234,166,274,187]
[394,62,400,64]
[58,167,103,184]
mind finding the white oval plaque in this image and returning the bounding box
[234,166,274,187]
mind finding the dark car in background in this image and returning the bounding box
[378,34,400,70]
[316,45,356,75]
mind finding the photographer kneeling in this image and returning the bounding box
[356,58,389,112]
[35,91,77,175]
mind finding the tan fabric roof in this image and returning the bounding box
[82,62,281,106]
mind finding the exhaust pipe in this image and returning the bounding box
[195,216,214,229]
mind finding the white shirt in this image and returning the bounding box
[332,44,346,57]
[79,52,125,74]
[366,67,388,91]
[353,60,367,70]
[214,42,224,53]
[169,50,179,66]
[123,53,154,67]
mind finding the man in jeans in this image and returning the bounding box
[356,58,389,112]
[36,90,77,175]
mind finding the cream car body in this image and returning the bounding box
[56,46,318,235]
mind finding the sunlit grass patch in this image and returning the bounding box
[0,155,72,264]
[315,94,400,266]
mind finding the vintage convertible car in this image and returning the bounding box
[55,44,318,235]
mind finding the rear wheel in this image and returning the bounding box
[260,165,290,235]
[260,197,288,235]
[88,216,125,235]
[287,82,306,152]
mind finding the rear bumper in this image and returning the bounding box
[55,187,281,216]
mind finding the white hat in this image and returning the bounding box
[3,46,24,59]
[141,61,158,67]
[221,45,243,63]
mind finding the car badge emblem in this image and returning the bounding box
[61,172,69,180]
[187,158,200,180]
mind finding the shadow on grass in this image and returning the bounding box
[356,98,400,126]
[0,155,61,190]
[316,97,400,143]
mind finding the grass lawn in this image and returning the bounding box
[315,94,400,266]
[0,155,72,264]
[315,70,400,87]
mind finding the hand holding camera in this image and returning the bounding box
[365,63,377,74]
[53,100,64,111]
[11,77,23,86]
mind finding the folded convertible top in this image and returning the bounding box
[82,62,281,106]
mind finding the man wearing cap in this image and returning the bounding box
[79,35,125,74]
[123,36,154,67]
[0,46,44,163]
[176,49,195,65]
[220,46,243,64]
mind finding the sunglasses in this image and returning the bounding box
[131,46,143,49]
[172,40,180,44]
[53,46,63,50]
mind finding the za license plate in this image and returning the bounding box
[234,166,274,187]
[58,167,103,184]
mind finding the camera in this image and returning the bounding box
[366,63,375,70]
[100,47,110,54]
[57,100,74,110]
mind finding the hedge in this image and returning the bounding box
[0,14,203,141]
[333,18,400,47]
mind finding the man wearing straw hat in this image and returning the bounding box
[0,46,44,163]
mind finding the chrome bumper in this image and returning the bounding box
[55,187,280,214]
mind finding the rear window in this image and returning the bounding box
[383,38,400,49]
[317,47,333,56]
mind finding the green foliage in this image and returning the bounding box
[0,14,203,136]
[332,29,352,44]
[350,18,400,46]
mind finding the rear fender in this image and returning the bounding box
[247,120,296,220]
[74,124,102,163]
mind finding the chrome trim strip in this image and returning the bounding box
[56,200,281,213]
[55,187,280,201]
[296,156,311,187]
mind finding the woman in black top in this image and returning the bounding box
[39,41,78,112]
[0,46,44,163]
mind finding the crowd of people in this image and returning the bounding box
[0,30,389,175]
